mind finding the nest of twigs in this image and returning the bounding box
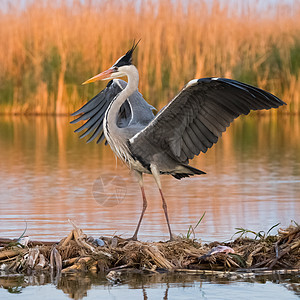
[0,222,299,278]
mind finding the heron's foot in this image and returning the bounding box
[168,235,175,242]
[126,235,138,241]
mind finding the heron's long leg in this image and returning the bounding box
[150,165,174,241]
[131,171,147,241]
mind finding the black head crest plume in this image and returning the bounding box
[114,39,141,68]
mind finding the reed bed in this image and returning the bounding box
[0,0,300,114]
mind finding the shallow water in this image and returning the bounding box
[0,115,300,299]
[0,115,299,242]
[0,272,299,300]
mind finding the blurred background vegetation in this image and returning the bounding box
[0,0,299,114]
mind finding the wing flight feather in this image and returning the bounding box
[129,77,286,163]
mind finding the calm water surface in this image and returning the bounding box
[0,272,299,299]
[0,115,299,241]
[0,115,299,299]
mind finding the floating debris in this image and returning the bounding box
[0,223,299,277]
[87,237,105,247]
[18,236,30,247]
[106,271,122,284]
[199,245,235,259]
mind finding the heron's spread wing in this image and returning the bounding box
[71,79,155,144]
[129,78,286,163]
[71,80,119,144]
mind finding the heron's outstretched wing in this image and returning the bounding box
[129,78,286,163]
[71,79,155,144]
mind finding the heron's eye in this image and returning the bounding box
[113,66,118,72]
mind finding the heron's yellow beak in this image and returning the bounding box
[82,68,114,85]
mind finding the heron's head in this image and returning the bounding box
[82,40,140,85]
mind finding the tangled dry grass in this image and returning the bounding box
[0,223,299,278]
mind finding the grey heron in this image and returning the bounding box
[71,41,286,241]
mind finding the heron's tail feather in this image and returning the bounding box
[172,165,206,180]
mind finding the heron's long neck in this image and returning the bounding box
[106,65,139,131]
[117,65,139,104]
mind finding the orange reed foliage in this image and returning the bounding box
[0,0,299,114]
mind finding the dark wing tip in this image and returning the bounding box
[70,118,78,124]
[70,109,82,117]
[198,77,286,108]
[71,79,125,145]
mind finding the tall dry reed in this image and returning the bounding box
[0,0,299,114]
